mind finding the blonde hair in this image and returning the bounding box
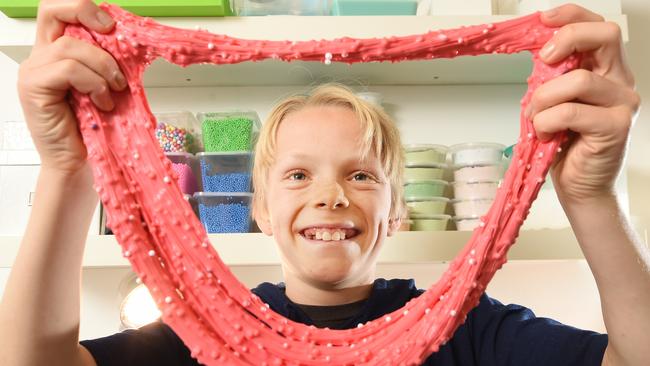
[252,83,406,222]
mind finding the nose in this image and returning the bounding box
[314,181,350,210]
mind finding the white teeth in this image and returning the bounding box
[305,228,350,241]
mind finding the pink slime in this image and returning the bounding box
[65,4,579,365]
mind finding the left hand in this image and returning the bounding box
[526,4,640,204]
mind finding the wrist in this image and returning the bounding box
[39,162,97,197]
[558,190,622,220]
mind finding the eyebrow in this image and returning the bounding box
[278,153,375,166]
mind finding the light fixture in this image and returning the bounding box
[118,271,161,330]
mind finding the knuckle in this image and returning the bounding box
[59,58,79,75]
[572,69,593,87]
[51,35,74,56]
[603,21,622,43]
[560,103,580,122]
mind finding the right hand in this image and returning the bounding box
[18,0,127,174]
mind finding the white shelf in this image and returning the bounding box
[0,14,628,87]
[0,228,584,268]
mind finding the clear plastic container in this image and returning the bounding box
[198,110,261,152]
[453,164,504,183]
[197,152,253,193]
[154,111,202,153]
[404,144,448,165]
[165,152,201,194]
[410,214,451,231]
[194,192,253,233]
[232,0,331,15]
[406,196,449,216]
[332,0,419,15]
[451,180,500,200]
[404,163,446,181]
[404,179,448,198]
[184,194,200,219]
[453,216,482,231]
[452,198,493,217]
[448,142,505,167]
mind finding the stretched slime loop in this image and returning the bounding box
[65,4,579,365]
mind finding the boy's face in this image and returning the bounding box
[258,105,399,289]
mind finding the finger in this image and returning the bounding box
[527,69,636,119]
[531,102,632,142]
[35,0,114,49]
[540,3,604,27]
[33,59,116,111]
[538,21,632,87]
[33,36,127,92]
[538,21,623,65]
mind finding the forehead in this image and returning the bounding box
[275,105,371,159]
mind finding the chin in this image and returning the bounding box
[303,258,357,286]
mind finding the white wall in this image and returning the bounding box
[1,0,649,340]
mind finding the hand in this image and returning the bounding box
[527,4,640,204]
[17,0,127,174]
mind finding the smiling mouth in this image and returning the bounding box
[299,227,361,242]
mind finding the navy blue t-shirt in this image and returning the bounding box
[81,278,608,365]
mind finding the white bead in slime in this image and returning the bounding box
[451,180,500,200]
[404,163,446,180]
[411,214,451,231]
[453,164,504,182]
[404,144,448,165]
[452,198,494,217]
[404,179,448,198]
[449,142,505,167]
[406,197,449,216]
[453,216,482,231]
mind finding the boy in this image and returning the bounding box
[1,1,648,365]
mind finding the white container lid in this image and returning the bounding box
[452,215,482,221]
[450,179,501,186]
[404,162,448,169]
[448,142,505,153]
[450,198,495,204]
[404,179,449,186]
[404,144,448,153]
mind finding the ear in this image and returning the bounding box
[253,204,273,236]
[387,216,402,237]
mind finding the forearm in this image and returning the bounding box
[0,163,98,365]
[560,194,650,365]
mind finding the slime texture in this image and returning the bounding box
[65,4,579,365]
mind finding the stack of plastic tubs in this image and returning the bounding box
[154,112,203,218]
[448,142,506,231]
[403,144,451,231]
[194,111,261,233]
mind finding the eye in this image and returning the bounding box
[288,170,307,181]
[352,172,374,182]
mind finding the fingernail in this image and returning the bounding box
[539,42,555,59]
[543,7,559,18]
[96,11,114,28]
[114,70,127,89]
